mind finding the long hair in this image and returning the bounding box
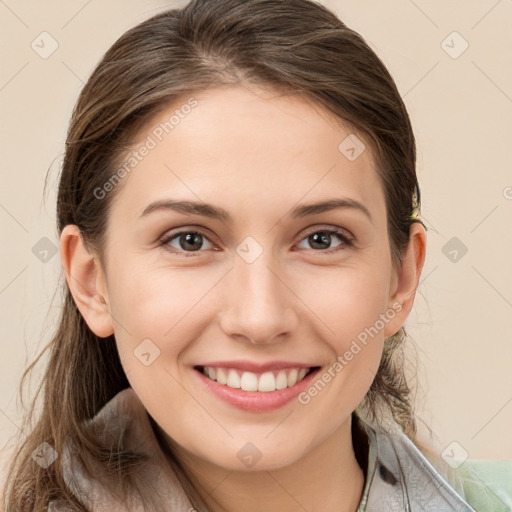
[2,0,427,509]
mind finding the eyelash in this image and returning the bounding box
[159,227,355,257]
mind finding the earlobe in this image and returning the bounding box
[60,225,114,338]
[384,222,427,338]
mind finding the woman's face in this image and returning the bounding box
[95,84,411,471]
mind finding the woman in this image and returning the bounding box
[2,0,510,510]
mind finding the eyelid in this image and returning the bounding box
[299,224,355,243]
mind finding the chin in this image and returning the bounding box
[207,440,305,473]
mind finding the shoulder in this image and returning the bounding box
[357,419,510,512]
[373,426,512,512]
[371,427,477,511]
[50,387,195,511]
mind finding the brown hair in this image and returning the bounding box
[3,0,428,509]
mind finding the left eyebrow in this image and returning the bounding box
[291,198,373,224]
[138,197,373,224]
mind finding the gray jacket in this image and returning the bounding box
[48,387,487,511]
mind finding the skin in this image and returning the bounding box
[61,84,426,512]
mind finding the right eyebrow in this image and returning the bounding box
[139,199,231,222]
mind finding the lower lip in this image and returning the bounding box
[193,367,321,412]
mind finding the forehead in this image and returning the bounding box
[109,84,385,223]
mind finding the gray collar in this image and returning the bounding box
[356,416,477,511]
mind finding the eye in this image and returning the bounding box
[296,228,353,252]
[161,230,214,256]
[159,227,354,257]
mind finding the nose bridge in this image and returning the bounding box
[219,247,296,343]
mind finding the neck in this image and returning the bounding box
[166,415,367,512]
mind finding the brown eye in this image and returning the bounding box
[297,229,353,252]
[161,231,214,254]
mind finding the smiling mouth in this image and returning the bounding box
[194,365,321,392]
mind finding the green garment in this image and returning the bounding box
[457,459,512,511]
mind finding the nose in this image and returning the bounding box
[218,251,298,345]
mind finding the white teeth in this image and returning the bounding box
[241,371,259,391]
[257,372,275,392]
[287,368,298,387]
[201,366,312,392]
[227,369,241,388]
[275,370,288,389]
[216,367,228,385]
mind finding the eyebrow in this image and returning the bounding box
[139,197,373,223]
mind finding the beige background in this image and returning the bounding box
[1,0,511,484]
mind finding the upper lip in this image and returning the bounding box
[195,360,319,373]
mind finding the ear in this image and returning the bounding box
[60,225,114,338]
[384,222,427,337]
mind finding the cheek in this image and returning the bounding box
[295,274,388,430]
[291,262,391,403]
[294,261,392,346]
[108,261,211,332]
[106,262,222,373]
